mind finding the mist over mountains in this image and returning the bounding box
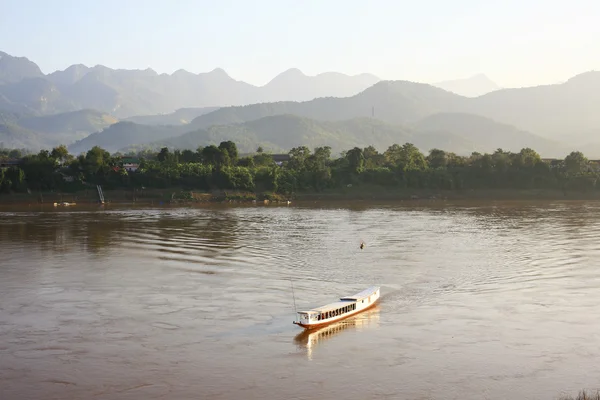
[1,50,599,158]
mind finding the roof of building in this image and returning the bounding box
[272,154,290,161]
[0,158,22,165]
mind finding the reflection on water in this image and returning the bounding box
[294,305,381,360]
[2,201,600,400]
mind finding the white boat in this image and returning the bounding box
[293,286,380,329]
[294,305,381,359]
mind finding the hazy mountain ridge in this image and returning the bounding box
[185,80,468,131]
[0,50,501,120]
[0,51,382,118]
[183,71,600,147]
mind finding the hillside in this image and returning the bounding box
[412,113,566,157]
[141,116,413,154]
[114,114,566,157]
[18,109,117,140]
[0,109,118,151]
[0,51,381,118]
[124,107,220,126]
[465,71,600,138]
[68,122,187,154]
[0,122,45,149]
[187,80,467,131]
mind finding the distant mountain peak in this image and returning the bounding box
[281,67,305,76]
[0,50,44,84]
[209,67,227,74]
[267,68,307,83]
[433,74,500,97]
[206,67,231,78]
[173,68,194,76]
[66,63,89,70]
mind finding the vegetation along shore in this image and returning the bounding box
[1,140,600,205]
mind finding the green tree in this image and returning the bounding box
[564,151,588,175]
[218,141,238,166]
[157,147,170,162]
[363,145,385,168]
[346,147,365,174]
[288,146,311,171]
[51,145,72,165]
[427,149,448,169]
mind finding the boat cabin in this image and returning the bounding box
[294,286,380,328]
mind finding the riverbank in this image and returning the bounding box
[2,185,600,206]
[0,186,599,206]
[0,188,290,206]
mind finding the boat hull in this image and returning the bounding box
[293,298,380,330]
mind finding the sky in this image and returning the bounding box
[1,0,598,88]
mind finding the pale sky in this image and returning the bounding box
[1,0,598,88]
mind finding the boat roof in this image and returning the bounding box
[298,286,380,314]
[299,300,354,314]
[339,286,380,301]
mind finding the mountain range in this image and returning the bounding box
[0,51,502,120]
[0,51,382,118]
[1,50,599,158]
[71,73,599,157]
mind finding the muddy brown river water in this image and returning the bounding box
[1,201,599,400]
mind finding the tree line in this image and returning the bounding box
[0,141,598,195]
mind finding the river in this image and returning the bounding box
[1,200,599,400]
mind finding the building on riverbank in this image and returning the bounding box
[0,158,21,169]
